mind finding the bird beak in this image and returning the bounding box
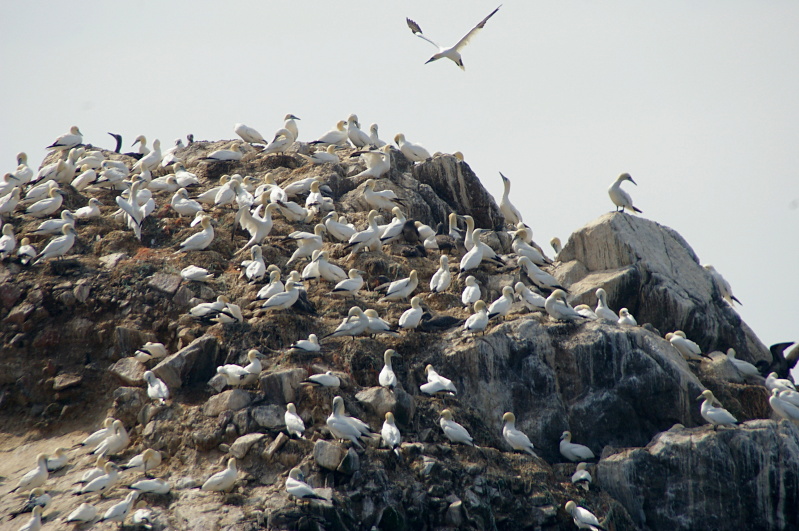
[629,177,638,185]
[696,394,704,401]
[425,57,435,64]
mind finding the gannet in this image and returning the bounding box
[14,153,34,184]
[617,308,637,326]
[93,420,130,457]
[283,113,301,141]
[202,458,238,492]
[345,210,381,254]
[16,237,37,265]
[288,334,320,356]
[698,390,738,428]
[379,349,399,388]
[550,237,562,257]
[143,371,169,404]
[121,448,162,476]
[304,180,328,210]
[464,300,490,334]
[16,505,43,531]
[379,270,418,302]
[766,372,797,393]
[462,276,481,306]
[394,133,431,162]
[514,282,546,311]
[779,390,799,408]
[0,224,15,260]
[430,255,452,293]
[115,180,153,239]
[399,297,424,330]
[304,371,341,388]
[559,431,595,462]
[502,412,537,456]
[217,350,263,387]
[234,123,267,144]
[276,198,311,223]
[518,256,565,291]
[26,187,64,218]
[704,264,741,305]
[10,487,50,519]
[461,215,475,250]
[45,448,69,471]
[323,306,370,340]
[353,145,392,180]
[406,5,501,70]
[147,174,179,193]
[75,419,115,450]
[608,173,642,213]
[76,462,120,495]
[668,331,709,361]
[347,114,373,148]
[382,412,402,456]
[46,125,83,151]
[313,250,347,283]
[283,224,325,266]
[74,197,102,219]
[0,173,20,198]
[32,224,77,264]
[571,463,592,491]
[206,143,243,161]
[70,164,97,191]
[364,309,399,337]
[768,388,799,422]
[31,210,75,235]
[255,269,283,301]
[565,500,606,531]
[498,172,523,226]
[66,502,98,524]
[130,135,150,157]
[11,454,48,493]
[100,490,139,524]
[129,478,171,494]
[190,295,230,320]
[594,288,618,321]
[545,290,585,322]
[369,123,386,147]
[238,202,277,249]
[244,245,266,282]
[286,467,326,500]
[301,145,340,165]
[264,128,294,155]
[181,265,213,282]
[331,269,365,298]
[512,229,550,266]
[364,179,404,211]
[134,341,167,362]
[327,396,368,448]
[420,364,457,395]
[177,215,214,252]
[161,138,185,167]
[379,207,407,244]
[439,409,474,446]
[131,501,153,527]
[310,120,349,146]
[574,305,598,320]
[488,286,515,320]
[74,458,108,488]
[133,138,162,173]
[171,162,199,187]
[285,403,306,438]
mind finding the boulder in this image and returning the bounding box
[259,368,307,405]
[313,439,348,472]
[229,433,266,459]
[108,357,146,386]
[250,405,285,430]
[153,335,218,389]
[355,386,416,425]
[202,389,252,417]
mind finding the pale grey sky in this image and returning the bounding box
[1,1,796,351]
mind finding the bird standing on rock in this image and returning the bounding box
[608,173,642,213]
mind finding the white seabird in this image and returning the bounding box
[264,128,294,155]
[11,454,48,493]
[46,125,83,151]
[45,448,69,471]
[31,210,75,236]
[0,187,22,216]
[234,123,267,144]
[286,467,326,500]
[304,371,341,388]
[704,264,741,305]
[462,275,481,306]
[381,412,402,456]
[545,290,585,322]
[92,419,130,457]
[129,478,171,494]
[574,305,598,320]
[323,306,370,340]
[430,255,452,293]
[323,212,356,242]
[289,333,321,354]
[364,309,399,337]
[205,143,243,161]
[559,431,595,462]
[726,348,760,378]
[26,187,64,218]
[238,202,278,250]
[177,215,214,252]
[512,228,550,266]
[313,250,347,283]
[378,206,407,244]
[77,462,120,495]
[74,456,107,486]
[378,270,418,302]
[379,349,399,388]
[11,487,51,519]
[262,281,301,311]
[16,237,37,265]
[617,308,637,326]
[285,403,306,438]
[768,388,799,422]
[439,409,474,446]
[133,138,163,173]
[100,490,139,524]
[66,502,98,524]
[131,500,153,527]
[74,197,102,219]
[181,265,213,282]
[766,372,796,393]
[514,282,546,311]
[326,396,368,448]
[190,295,230,319]
[420,364,457,395]
[463,300,489,335]
[143,371,169,405]
[518,256,565,291]
[244,245,267,282]
[667,331,709,361]
[171,188,203,217]
[201,458,238,492]
[32,223,77,264]
[216,350,263,387]
[310,120,349,146]
[133,341,167,363]
[406,5,501,70]
[16,505,43,531]
[369,123,386,147]
[256,269,283,300]
[0,224,15,260]
[394,133,431,162]
[364,179,404,211]
[571,463,592,491]
[346,114,373,148]
[565,500,605,531]
[594,288,618,321]
[502,412,537,456]
[353,145,391,180]
[608,173,642,213]
[331,269,365,298]
[345,210,381,255]
[121,448,162,476]
[75,418,114,450]
[499,172,522,226]
[399,297,424,330]
[698,390,738,428]
[488,286,515,320]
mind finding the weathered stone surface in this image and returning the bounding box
[114,326,157,358]
[52,373,82,391]
[259,368,307,405]
[153,335,218,389]
[263,432,290,461]
[229,433,265,459]
[73,280,91,303]
[355,386,416,425]
[598,420,799,530]
[4,302,34,325]
[250,405,285,430]
[172,285,194,307]
[108,357,146,386]
[336,447,360,475]
[148,272,182,295]
[0,283,22,310]
[98,252,127,269]
[202,389,252,417]
[110,387,147,428]
[313,439,347,471]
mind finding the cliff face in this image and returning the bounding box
[0,140,793,531]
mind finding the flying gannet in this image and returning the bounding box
[608,173,642,213]
[406,5,501,70]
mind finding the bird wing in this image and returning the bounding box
[406,17,441,48]
[452,5,501,52]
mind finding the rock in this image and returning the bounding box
[207,373,228,394]
[3,302,34,325]
[313,439,348,472]
[259,368,307,405]
[251,405,285,430]
[355,386,415,424]
[110,387,147,428]
[148,272,182,295]
[98,252,128,269]
[263,432,290,461]
[0,283,22,310]
[52,373,82,391]
[153,335,218,389]
[114,326,157,358]
[108,357,146,386]
[73,280,91,303]
[172,285,194,307]
[445,500,464,527]
[202,389,252,417]
[336,447,360,475]
[175,477,198,490]
[598,420,799,530]
[229,433,266,459]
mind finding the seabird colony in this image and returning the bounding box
[0,107,779,529]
